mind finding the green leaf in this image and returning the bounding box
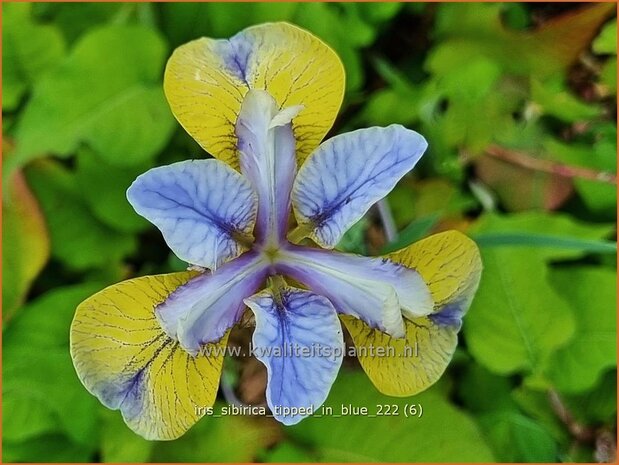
[592,19,617,55]
[600,57,617,95]
[34,2,125,43]
[75,148,150,233]
[161,2,298,46]
[100,409,154,463]
[3,434,94,463]
[2,3,66,111]
[10,25,174,173]
[3,394,58,444]
[466,212,614,376]
[544,266,617,393]
[544,134,617,216]
[511,387,571,445]
[288,370,494,462]
[471,212,615,259]
[335,217,369,255]
[473,233,616,255]
[25,160,136,270]
[464,212,612,374]
[478,411,558,462]
[152,404,281,462]
[458,363,517,413]
[3,282,102,349]
[2,166,50,322]
[260,442,315,463]
[531,78,601,123]
[465,245,575,375]
[563,369,617,424]
[3,284,103,446]
[293,2,379,92]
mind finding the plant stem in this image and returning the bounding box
[376,198,397,243]
[485,144,617,184]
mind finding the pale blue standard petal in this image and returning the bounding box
[155,251,269,354]
[291,125,427,248]
[127,160,258,270]
[236,89,302,245]
[244,285,344,425]
[276,245,434,337]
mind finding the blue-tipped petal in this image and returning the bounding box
[127,160,258,270]
[245,285,344,425]
[291,125,427,248]
[236,89,301,245]
[276,245,433,338]
[155,251,269,354]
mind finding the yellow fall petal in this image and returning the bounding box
[70,272,228,440]
[342,231,482,396]
[164,22,345,170]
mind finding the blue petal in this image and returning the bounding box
[236,90,301,245]
[244,284,344,425]
[127,160,257,270]
[291,125,427,248]
[276,245,434,337]
[155,251,269,354]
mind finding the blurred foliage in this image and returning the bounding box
[2,2,617,463]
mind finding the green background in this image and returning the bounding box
[2,2,617,462]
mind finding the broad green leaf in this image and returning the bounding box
[33,2,125,43]
[75,148,150,233]
[458,363,517,413]
[2,166,49,321]
[25,160,136,270]
[293,3,364,92]
[10,25,174,173]
[356,2,402,24]
[3,435,94,463]
[3,395,57,443]
[563,369,617,424]
[100,410,153,463]
[3,282,102,349]
[544,266,617,393]
[511,387,571,445]
[3,284,103,446]
[466,212,614,376]
[161,2,299,46]
[288,370,494,462]
[465,245,575,375]
[152,403,281,462]
[478,411,558,462]
[2,3,66,110]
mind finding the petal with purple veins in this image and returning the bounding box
[245,284,344,425]
[127,160,257,270]
[276,245,434,338]
[235,89,301,244]
[156,251,269,354]
[291,125,427,248]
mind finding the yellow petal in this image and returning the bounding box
[342,231,482,396]
[70,272,228,440]
[164,22,345,170]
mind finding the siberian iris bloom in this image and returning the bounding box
[70,23,481,440]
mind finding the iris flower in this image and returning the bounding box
[70,23,481,440]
